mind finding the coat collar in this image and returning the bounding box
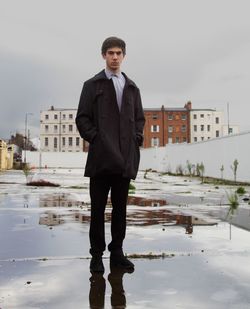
[92,69,137,88]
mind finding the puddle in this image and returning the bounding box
[1,169,250,308]
[1,257,250,309]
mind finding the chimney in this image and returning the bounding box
[185,101,192,110]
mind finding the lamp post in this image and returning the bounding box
[24,113,33,164]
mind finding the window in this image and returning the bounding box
[62,125,66,133]
[168,114,173,120]
[201,137,204,141]
[45,137,49,146]
[168,137,173,144]
[216,130,219,137]
[76,137,80,146]
[215,117,219,124]
[168,126,173,133]
[201,125,204,131]
[45,114,49,120]
[152,114,158,119]
[229,127,233,134]
[200,114,204,118]
[181,114,186,120]
[62,137,66,146]
[181,125,186,132]
[45,125,49,132]
[54,137,57,148]
[62,114,66,120]
[193,114,197,119]
[68,137,73,146]
[54,114,58,120]
[175,137,180,143]
[194,137,197,142]
[151,125,159,132]
[183,137,187,142]
[151,137,159,147]
[54,125,58,132]
[207,125,210,132]
[194,125,197,132]
[69,114,73,119]
[69,124,73,132]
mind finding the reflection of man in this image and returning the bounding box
[76,37,145,273]
[89,267,133,309]
[89,273,106,308]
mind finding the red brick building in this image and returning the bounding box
[82,102,192,151]
[143,102,192,148]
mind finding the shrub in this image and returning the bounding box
[129,182,136,191]
[226,191,239,217]
[236,187,246,195]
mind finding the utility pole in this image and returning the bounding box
[227,102,230,135]
[24,113,33,164]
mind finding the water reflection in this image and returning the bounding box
[39,209,217,235]
[38,193,218,232]
[89,266,133,309]
[40,193,86,208]
[89,273,106,308]
[39,193,166,208]
[127,196,166,207]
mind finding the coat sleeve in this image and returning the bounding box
[134,89,145,146]
[75,81,97,144]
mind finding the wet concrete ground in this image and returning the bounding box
[0,169,250,308]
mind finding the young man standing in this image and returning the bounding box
[76,37,145,273]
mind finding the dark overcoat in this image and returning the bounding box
[76,70,145,179]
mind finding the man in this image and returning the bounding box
[76,37,145,273]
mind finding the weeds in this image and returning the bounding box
[236,187,246,195]
[22,164,33,183]
[231,159,239,183]
[226,191,239,217]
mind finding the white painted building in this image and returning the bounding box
[40,106,83,152]
[190,109,224,143]
[222,125,240,136]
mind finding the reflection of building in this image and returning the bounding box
[125,196,166,207]
[38,193,217,232]
[0,139,14,170]
[39,212,65,226]
[40,193,86,208]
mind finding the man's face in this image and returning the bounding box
[102,47,125,72]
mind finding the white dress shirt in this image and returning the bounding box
[105,68,126,111]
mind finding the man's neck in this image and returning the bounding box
[106,67,121,75]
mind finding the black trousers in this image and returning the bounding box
[89,175,130,257]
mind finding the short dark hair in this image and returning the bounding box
[101,37,126,55]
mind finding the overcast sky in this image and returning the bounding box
[1,0,250,139]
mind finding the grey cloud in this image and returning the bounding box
[0,50,69,138]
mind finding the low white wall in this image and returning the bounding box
[140,131,250,182]
[24,151,88,169]
[24,131,250,181]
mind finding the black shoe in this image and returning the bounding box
[110,253,134,270]
[90,256,105,273]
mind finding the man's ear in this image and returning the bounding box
[102,53,106,60]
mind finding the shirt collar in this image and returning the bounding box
[105,68,123,79]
